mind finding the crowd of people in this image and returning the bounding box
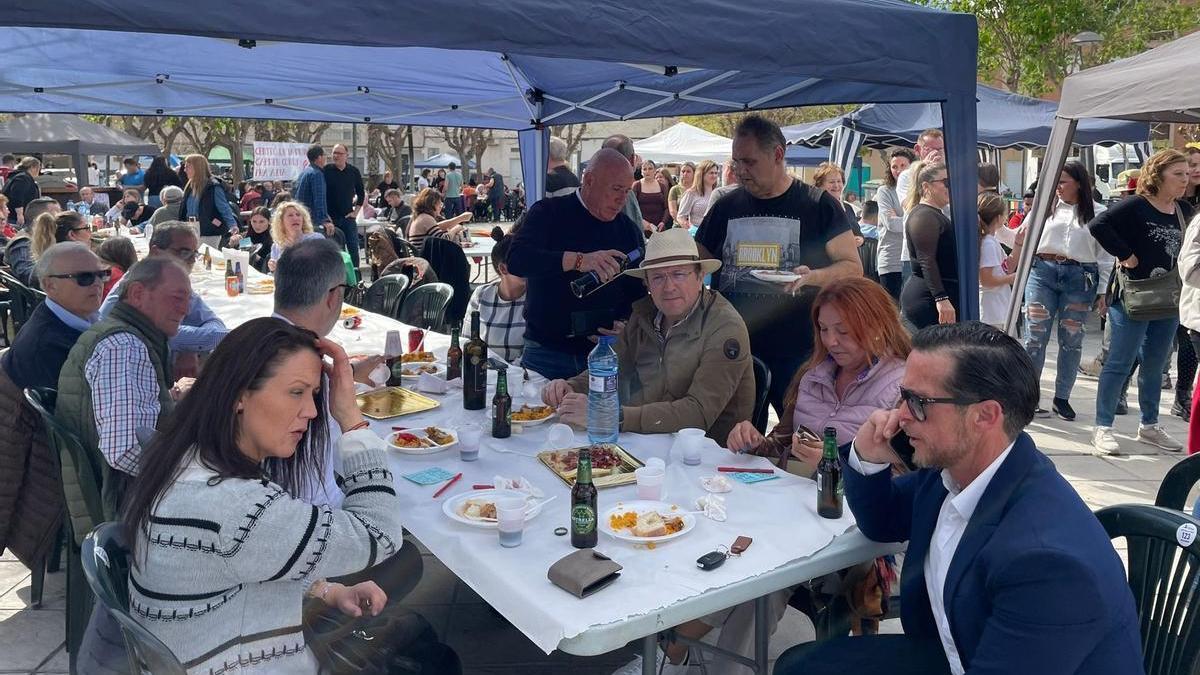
[0,112,1193,675]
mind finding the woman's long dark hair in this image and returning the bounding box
[1059,160,1096,224]
[123,318,329,555]
[145,155,176,187]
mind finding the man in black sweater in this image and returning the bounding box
[323,143,366,270]
[507,148,645,380]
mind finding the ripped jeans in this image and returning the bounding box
[1022,257,1099,401]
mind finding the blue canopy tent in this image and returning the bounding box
[0,1,982,321]
[783,84,1150,151]
[415,153,475,170]
[785,144,862,169]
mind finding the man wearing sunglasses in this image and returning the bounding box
[0,243,105,570]
[776,322,1141,675]
[99,220,228,376]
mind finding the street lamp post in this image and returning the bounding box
[1071,31,1104,71]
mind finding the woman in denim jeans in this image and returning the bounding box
[1088,149,1194,455]
[1022,161,1112,421]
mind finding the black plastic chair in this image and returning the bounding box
[398,282,454,332]
[25,386,105,667]
[1096,504,1200,675]
[82,522,187,674]
[1156,454,1200,511]
[858,237,880,283]
[751,356,772,434]
[361,274,411,320]
[1,270,45,333]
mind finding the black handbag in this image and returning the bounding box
[1116,206,1186,321]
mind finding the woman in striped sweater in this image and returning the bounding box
[122,318,405,674]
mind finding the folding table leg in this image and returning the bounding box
[754,595,769,675]
[642,634,657,675]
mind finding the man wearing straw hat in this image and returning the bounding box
[543,228,754,442]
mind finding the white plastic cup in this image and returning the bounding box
[634,466,665,501]
[676,428,706,466]
[546,423,575,450]
[496,497,527,547]
[458,423,482,462]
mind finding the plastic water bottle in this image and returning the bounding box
[587,336,620,443]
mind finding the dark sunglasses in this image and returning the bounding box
[898,387,979,422]
[46,269,112,287]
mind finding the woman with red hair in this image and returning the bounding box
[727,275,911,474]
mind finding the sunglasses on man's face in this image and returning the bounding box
[897,386,980,422]
[46,269,112,287]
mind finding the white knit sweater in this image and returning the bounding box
[131,429,404,674]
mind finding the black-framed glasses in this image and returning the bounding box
[329,283,353,294]
[929,177,950,186]
[46,269,112,287]
[167,247,199,263]
[70,226,91,233]
[898,387,980,422]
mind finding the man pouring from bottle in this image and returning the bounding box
[541,228,755,443]
[507,148,646,380]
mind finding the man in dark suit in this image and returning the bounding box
[776,322,1143,675]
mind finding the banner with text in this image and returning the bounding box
[252,142,310,181]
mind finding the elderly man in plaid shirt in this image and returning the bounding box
[57,256,196,512]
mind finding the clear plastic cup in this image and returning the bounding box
[546,423,575,450]
[675,428,706,466]
[634,466,665,501]
[496,497,527,547]
[458,423,482,462]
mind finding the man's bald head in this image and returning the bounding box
[580,149,634,222]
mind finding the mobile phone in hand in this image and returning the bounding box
[890,430,918,471]
[794,425,820,444]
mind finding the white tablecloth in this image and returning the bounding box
[160,237,881,657]
[367,387,860,654]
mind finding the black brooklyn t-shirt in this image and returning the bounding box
[696,180,851,357]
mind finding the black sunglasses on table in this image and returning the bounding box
[898,386,980,422]
[46,269,112,287]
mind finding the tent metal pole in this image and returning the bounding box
[499,55,537,119]
[541,88,622,122]
[1004,117,1078,335]
[165,89,363,116]
[749,78,821,108]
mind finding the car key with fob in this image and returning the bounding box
[697,536,753,571]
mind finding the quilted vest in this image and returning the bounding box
[56,301,174,540]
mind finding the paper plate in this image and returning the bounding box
[509,404,557,426]
[387,427,457,455]
[749,270,801,283]
[400,362,447,379]
[600,500,697,544]
[442,489,547,529]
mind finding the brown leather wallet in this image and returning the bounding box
[548,549,622,598]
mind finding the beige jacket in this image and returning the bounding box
[567,289,753,441]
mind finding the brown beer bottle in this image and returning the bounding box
[571,445,598,548]
[817,426,843,519]
[492,367,512,438]
[446,323,463,380]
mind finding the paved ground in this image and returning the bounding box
[1,316,1191,674]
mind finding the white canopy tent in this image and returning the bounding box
[1005,31,1200,334]
[634,122,732,164]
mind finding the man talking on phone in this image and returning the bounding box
[775,322,1142,675]
[507,148,645,379]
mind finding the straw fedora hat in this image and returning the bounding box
[623,228,721,279]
